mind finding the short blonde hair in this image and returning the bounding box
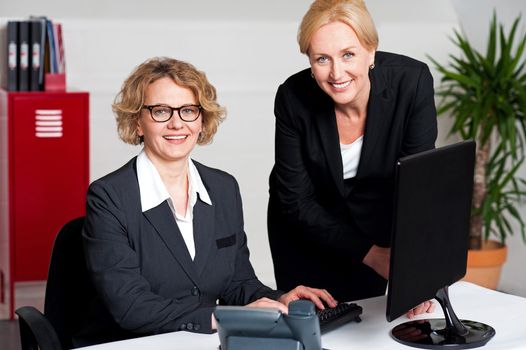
[113,57,225,145]
[298,0,379,54]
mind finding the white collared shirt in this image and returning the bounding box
[136,150,212,260]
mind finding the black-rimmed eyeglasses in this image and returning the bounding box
[142,104,202,122]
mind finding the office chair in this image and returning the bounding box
[16,217,95,350]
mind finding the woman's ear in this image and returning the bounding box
[136,120,144,137]
[369,50,376,68]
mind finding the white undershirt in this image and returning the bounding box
[136,150,212,260]
[340,135,364,179]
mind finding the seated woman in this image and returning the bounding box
[79,57,336,347]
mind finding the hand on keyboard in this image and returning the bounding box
[317,302,363,334]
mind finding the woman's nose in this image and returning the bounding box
[168,115,184,129]
[330,60,343,80]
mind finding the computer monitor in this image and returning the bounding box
[386,140,496,349]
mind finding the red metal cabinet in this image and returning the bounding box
[0,89,89,318]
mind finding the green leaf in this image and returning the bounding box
[486,12,497,65]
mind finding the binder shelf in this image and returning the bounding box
[0,89,89,319]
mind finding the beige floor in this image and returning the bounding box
[0,281,46,320]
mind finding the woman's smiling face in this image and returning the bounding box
[137,77,202,165]
[308,21,375,108]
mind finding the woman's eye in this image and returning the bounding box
[316,56,329,64]
[181,108,194,115]
[343,52,354,59]
[153,107,171,116]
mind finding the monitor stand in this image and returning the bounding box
[390,286,495,349]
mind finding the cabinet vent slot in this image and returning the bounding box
[35,109,63,138]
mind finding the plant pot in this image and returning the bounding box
[462,240,507,290]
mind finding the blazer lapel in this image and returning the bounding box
[315,94,345,196]
[356,68,390,178]
[192,196,215,276]
[143,202,199,285]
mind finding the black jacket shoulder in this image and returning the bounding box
[374,51,428,69]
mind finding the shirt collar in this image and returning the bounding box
[188,157,212,206]
[136,150,212,213]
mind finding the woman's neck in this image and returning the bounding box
[334,87,370,145]
[146,152,190,215]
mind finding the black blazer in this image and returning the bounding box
[77,158,281,346]
[268,51,438,301]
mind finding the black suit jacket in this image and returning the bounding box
[77,158,281,346]
[268,51,438,301]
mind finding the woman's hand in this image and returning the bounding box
[212,297,292,330]
[234,286,336,330]
[246,297,289,314]
[406,300,436,319]
[278,285,337,310]
[211,313,217,330]
[362,245,390,279]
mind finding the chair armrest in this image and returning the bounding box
[16,306,62,350]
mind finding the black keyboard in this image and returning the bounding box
[317,302,362,334]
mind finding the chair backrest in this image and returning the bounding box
[44,216,95,349]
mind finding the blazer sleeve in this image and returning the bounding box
[219,177,284,304]
[83,180,216,335]
[401,64,438,155]
[272,85,373,262]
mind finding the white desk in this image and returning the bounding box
[77,282,526,350]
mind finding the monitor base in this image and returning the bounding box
[391,318,495,349]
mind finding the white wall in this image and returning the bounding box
[1,0,525,296]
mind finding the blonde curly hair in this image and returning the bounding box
[113,57,225,145]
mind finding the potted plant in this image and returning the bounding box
[429,13,526,289]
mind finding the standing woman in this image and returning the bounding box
[268,0,437,313]
[80,57,335,347]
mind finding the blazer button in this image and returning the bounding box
[191,286,200,296]
[194,324,201,331]
[187,322,194,331]
[180,324,186,330]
